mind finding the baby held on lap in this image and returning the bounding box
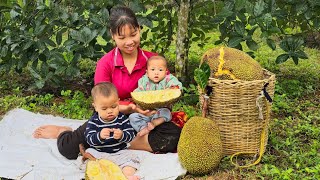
[129,55,183,137]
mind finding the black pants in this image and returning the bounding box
[57,121,89,160]
[57,121,181,160]
[148,122,181,153]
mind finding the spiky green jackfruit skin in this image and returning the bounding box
[202,47,264,81]
[177,117,223,175]
[131,89,181,110]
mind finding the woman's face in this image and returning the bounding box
[111,24,140,56]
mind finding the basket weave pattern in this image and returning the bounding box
[201,69,275,155]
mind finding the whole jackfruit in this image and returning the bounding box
[177,116,223,175]
[85,159,127,180]
[202,46,264,81]
[131,89,181,110]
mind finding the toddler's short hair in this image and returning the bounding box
[91,82,118,100]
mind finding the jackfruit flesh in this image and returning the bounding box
[178,116,223,175]
[85,159,127,180]
[131,89,181,110]
[202,47,264,81]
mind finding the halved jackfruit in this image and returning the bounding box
[131,89,181,110]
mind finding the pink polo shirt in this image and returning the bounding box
[94,47,157,100]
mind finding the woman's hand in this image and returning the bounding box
[119,103,137,114]
[135,106,157,117]
[119,103,156,116]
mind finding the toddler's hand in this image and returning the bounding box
[112,128,123,139]
[100,128,113,139]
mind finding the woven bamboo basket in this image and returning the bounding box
[200,69,275,156]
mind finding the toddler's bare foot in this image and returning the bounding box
[122,166,139,180]
[147,122,155,131]
[127,175,140,180]
[33,125,72,139]
[137,127,151,137]
[79,144,96,161]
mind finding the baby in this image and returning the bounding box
[129,55,182,136]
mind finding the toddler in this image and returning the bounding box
[84,82,139,180]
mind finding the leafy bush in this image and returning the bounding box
[0,1,150,90]
[0,87,54,114]
[51,90,93,120]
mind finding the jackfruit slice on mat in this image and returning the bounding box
[131,89,182,110]
[85,159,127,180]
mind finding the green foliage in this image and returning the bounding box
[140,1,216,55]
[211,0,320,64]
[139,2,176,54]
[0,0,149,89]
[137,1,218,83]
[172,102,200,119]
[181,84,200,106]
[260,100,320,179]
[194,62,210,95]
[173,84,201,118]
[0,87,92,120]
[51,90,92,119]
[78,58,96,80]
[0,1,319,179]
[276,37,308,64]
[2,0,319,90]
[257,61,320,178]
[0,87,54,114]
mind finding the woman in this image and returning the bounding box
[33,6,181,160]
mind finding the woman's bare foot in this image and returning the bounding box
[128,135,153,152]
[137,122,154,137]
[33,125,72,139]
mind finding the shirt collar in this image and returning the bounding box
[98,115,117,124]
[114,47,148,69]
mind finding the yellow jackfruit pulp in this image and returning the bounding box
[202,46,264,81]
[85,159,127,180]
[177,116,223,175]
[131,89,181,110]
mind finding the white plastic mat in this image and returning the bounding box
[0,108,186,180]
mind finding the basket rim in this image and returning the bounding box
[208,68,275,83]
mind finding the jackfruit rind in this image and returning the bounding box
[202,46,264,81]
[85,159,127,180]
[131,89,181,110]
[178,116,223,175]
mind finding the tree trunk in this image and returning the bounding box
[175,0,190,83]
